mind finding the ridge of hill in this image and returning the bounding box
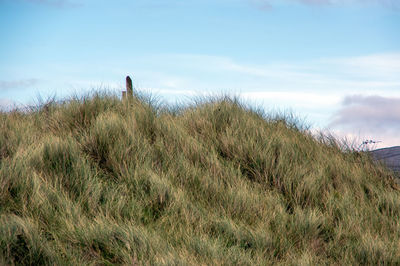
[1,93,399,265]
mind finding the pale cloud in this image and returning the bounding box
[249,0,400,9]
[147,52,400,95]
[146,88,196,96]
[331,95,400,131]
[247,0,272,10]
[0,79,40,91]
[323,53,400,79]
[19,0,82,8]
[329,95,400,148]
[242,91,341,107]
[292,0,330,5]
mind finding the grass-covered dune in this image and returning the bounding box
[1,92,399,265]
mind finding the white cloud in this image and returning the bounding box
[328,95,400,148]
[323,53,400,79]
[242,91,341,107]
[247,0,272,10]
[330,95,400,131]
[150,88,196,95]
[0,79,40,90]
[143,52,400,94]
[21,0,82,8]
[250,0,400,9]
[0,0,83,8]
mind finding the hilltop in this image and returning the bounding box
[1,92,399,265]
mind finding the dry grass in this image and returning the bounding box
[1,91,399,265]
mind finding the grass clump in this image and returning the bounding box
[1,92,399,265]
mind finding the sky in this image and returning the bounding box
[1,0,399,149]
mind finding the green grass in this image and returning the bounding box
[1,92,399,265]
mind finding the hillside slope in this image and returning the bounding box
[1,93,399,265]
[371,146,400,177]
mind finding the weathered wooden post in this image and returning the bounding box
[122,76,133,101]
[126,76,133,99]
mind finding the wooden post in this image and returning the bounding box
[126,76,133,98]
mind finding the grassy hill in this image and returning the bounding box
[1,92,399,265]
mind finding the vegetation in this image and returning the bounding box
[1,92,399,265]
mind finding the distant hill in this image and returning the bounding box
[1,92,399,265]
[371,146,400,176]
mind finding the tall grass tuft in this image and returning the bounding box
[1,92,399,265]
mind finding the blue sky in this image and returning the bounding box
[1,0,399,148]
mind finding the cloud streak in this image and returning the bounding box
[0,79,40,91]
[249,0,400,9]
[21,0,82,8]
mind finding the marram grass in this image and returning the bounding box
[1,92,399,265]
